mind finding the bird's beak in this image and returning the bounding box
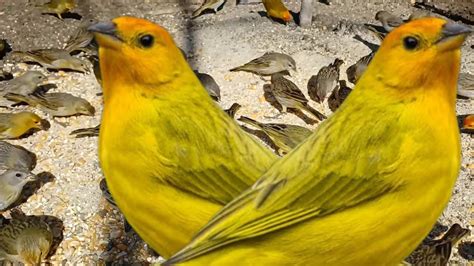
[436,22,472,52]
[88,22,122,49]
[86,105,96,116]
[27,172,37,182]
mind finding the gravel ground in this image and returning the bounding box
[0,0,472,265]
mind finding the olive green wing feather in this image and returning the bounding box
[154,107,277,205]
[165,103,405,264]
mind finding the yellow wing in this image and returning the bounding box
[165,96,406,264]
[152,104,278,205]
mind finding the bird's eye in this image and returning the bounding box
[403,36,419,50]
[139,34,154,48]
[15,173,22,177]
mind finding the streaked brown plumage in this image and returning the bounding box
[224,103,241,118]
[328,80,352,112]
[192,0,225,18]
[5,92,95,117]
[0,141,36,171]
[11,49,88,73]
[230,52,296,76]
[457,72,474,98]
[270,73,326,121]
[375,10,404,32]
[0,210,53,264]
[64,18,97,53]
[70,124,100,138]
[406,224,470,265]
[307,58,344,103]
[238,116,312,155]
[346,52,375,84]
[0,71,46,107]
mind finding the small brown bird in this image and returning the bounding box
[64,18,97,53]
[5,92,95,117]
[0,141,36,171]
[238,116,312,155]
[88,55,102,85]
[346,52,375,84]
[192,0,225,18]
[11,49,88,73]
[307,58,344,103]
[70,124,100,138]
[375,10,404,32]
[328,80,352,112]
[99,178,116,207]
[0,210,53,264]
[0,112,45,139]
[38,0,76,19]
[195,71,221,101]
[224,103,241,118]
[457,72,474,98]
[408,9,432,21]
[406,224,470,265]
[230,52,296,76]
[270,73,326,121]
[0,71,47,107]
[0,169,36,210]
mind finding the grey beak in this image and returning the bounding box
[88,22,119,38]
[441,22,472,38]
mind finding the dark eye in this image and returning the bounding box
[403,36,419,50]
[139,35,154,48]
[15,173,22,177]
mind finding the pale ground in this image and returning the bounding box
[0,0,472,265]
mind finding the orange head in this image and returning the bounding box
[463,115,474,129]
[363,18,470,94]
[282,11,293,23]
[88,16,190,97]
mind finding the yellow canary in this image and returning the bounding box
[165,18,469,265]
[262,0,293,23]
[0,112,46,139]
[89,17,277,258]
[38,0,76,19]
